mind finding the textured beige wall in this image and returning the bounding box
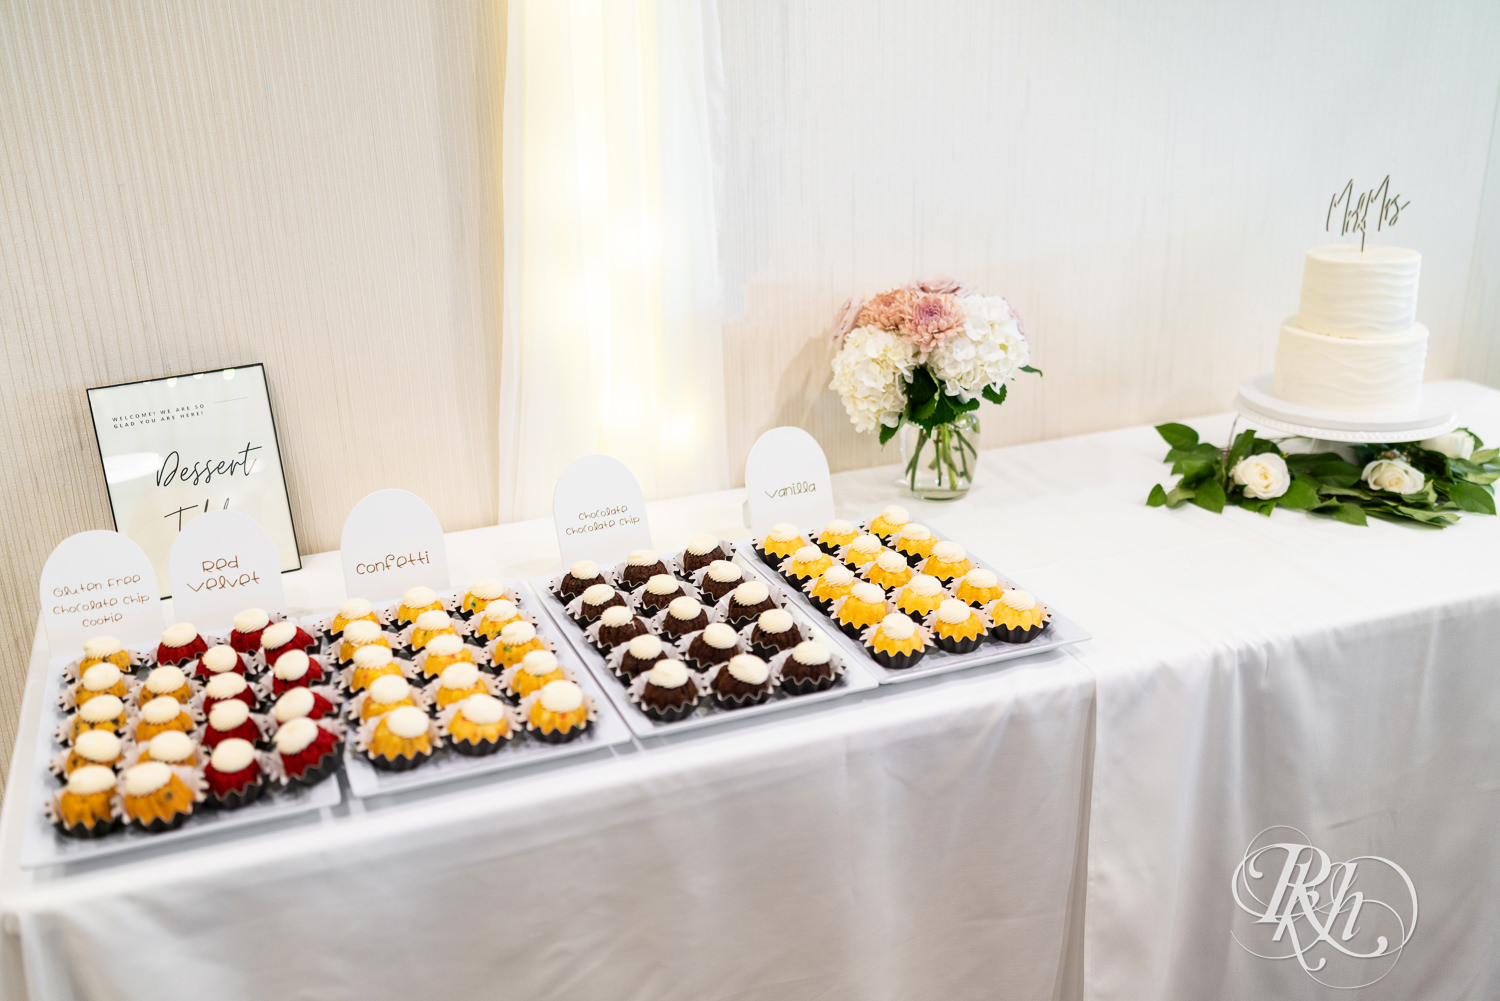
[0,0,505,802]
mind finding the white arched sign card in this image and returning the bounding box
[743,426,835,535]
[168,510,287,632]
[553,455,653,567]
[39,530,164,659]
[340,489,450,603]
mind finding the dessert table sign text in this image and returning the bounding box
[168,510,287,631]
[39,530,163,657]
[553,455,653,566]
[86,364,300,598]
[743,426,835,535]
[340,488,451,603]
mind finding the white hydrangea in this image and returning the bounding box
[829,325,918,432]
[927,295,1029,401]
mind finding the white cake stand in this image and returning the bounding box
[1234,374,1461,443]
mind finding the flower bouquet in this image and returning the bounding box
[829,278,1040,499]
[1147,424,1498,527]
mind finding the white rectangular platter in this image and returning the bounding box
[340,579,633,799]
[529,553,879,740]
[20,657,340,870]
[736,540,1090,684]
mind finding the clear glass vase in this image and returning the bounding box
[899,413,978,500]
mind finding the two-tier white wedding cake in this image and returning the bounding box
[1271,245,1427,413]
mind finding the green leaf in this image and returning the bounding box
[1020,365,1042,376]
[1333,503,1367,526]
[1192,477,1226,513]
[1147,484,1168,507]
[1471,447,1498,464]
[1226,429,1258,466]
[1462,470,1500,485]
[906,366,939,405]
[1156,423,1199,449]
[1165,483,1196,507]
[982,384,1008,406]
[1278,478,1320,509]
[911,396,938,422]
[1445,479,1496,515]
[1173,457,1214,481]
[878,421,901,446]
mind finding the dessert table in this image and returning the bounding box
[4,381,1500,1000]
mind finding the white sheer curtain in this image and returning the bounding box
[499,0,729,522]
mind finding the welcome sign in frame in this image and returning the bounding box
[87,363,301,597]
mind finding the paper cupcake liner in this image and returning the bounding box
[206,769,269,810]
[119,763,207,831]
[990,620,1050,644]
[703,660,778,710]
[712,588,780,630]
[582,614,651,655]
[518,688,598,742]
[671,542,732,582]
[630,577,702,617]
[280,742,342,787]
[742,620,805,662]
[648,602,716,642]
[43,786,125,838]
[336,656,418,696]
[689,563,746,604]
[604,643,670,685]
[922,606,994,655]
[347,686,432,725]
[859,620,933,671]
[610,555,674,596]
[564,589,631,627]
[547,567,622,607]
[435,700,520,755]
[625,669,709,722]
[673,628,740,673]
[499,660,576,703]
[826,594,887,641]
[768,646,845,696]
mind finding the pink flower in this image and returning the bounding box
[831,296,864,347]
[906,293,966,354]
[856,288,918,332]
[909,275,972,296]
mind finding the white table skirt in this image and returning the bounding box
[5,381,1500,1000]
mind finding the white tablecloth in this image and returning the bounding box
[5,382,1500,1000]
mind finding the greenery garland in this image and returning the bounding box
[1146,423,1499,527]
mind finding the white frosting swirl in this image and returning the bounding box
[878,613,917,640]
[792,545,825,564]
[342,619,383,644]
[204,673,247,699]
[820,565,855,587]
[425,633,464,657]
[625,550,658,567]
[848,535,882,557]
[877,504,910,525]
[499,621,537,645]
[930,541,966,562]
[598,605,634,628]
[897,523,932,542]
[200,645,239,673]
[568,560,600,579]
[627,634,664,659]
[936,599,973,625]
[140,697,182,725]
[874,551,908,573]
[260,621,297,650]
[962,568,999,590]
[481,600,520,623]
[907,574,943,596]
[707,560,742,584]
[210,738,256,773]
[273,687,316,723]
[337,597,374,620]
[79,694,123,723]
[767,523,800,542]
[757,609,794,633]
[401,586,438,609]
[521,649,559,676]
[731,581,769,606]
[646,659,690,688]
[821,519,855,536]
[274,717,317,755]
[352,644,394,669]
[384,705,429,739]
[368,674,411,704]
[580,583,617,606]
[81,663,122,691]
[66,764,116,795]
[726,654,769,685]
[144,665,187,694]
[538,679,584,713]
[459,693,506,725]
[233,608,269,633]
[1001,589,1037,612]
[439,662,481,689]
[667,596,703,620]
[413,609,452,631]
[645,573,680,596]
[147,730,194,763]
[686,534,720,556]
[701,623,739,649]
[273,650,312,681]
[75,729,121,762]
[83,635,122,658]
[851,582,886,604]
[209,699,250,731]
[467,578,504,600]
[160,622,198,648]
[791,641,831,666]
[123,762,171,796]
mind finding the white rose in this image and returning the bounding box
[1418,431,1475,460]
[1362,457,1425,495]
[1231,453,1290,500]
